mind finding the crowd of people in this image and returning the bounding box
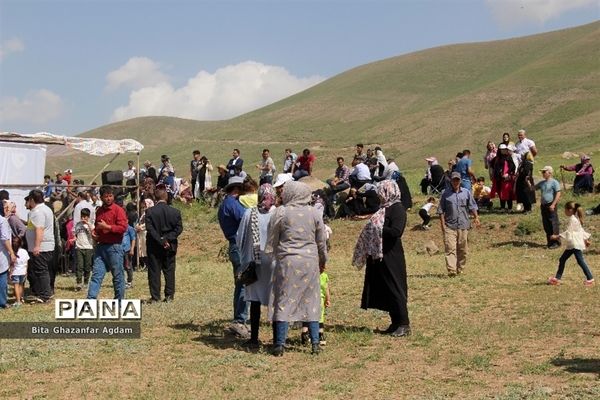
[0,155,184,309]
[0,130,597,357]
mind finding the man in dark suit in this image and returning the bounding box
[145,188,183,302]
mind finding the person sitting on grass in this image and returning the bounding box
[292,148,315,180]
[547,202,594,287]
[560,155,595,195]
[349,157,372,189]
[419,197,436,230]
[472,177,492,210]
[326,157,351,199]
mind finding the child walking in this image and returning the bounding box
[10,236,29,306]
[419,197,436,229]
[548,202,594,286]
[73,208,94,291]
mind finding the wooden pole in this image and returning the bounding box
[56,153,121,220]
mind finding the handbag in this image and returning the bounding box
[237,261,258,285]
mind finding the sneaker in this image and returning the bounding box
[228,322,250,339]
[242,339,261,349]
[29,297,47,303]
[12,302,22,308]
[548,277,561,286]
[548,243,561,250]
[125,282,133,289]
[311,343,321,355]
[584,279,595,287]
[271,345,285,357]
[75,284,82,292]
[390,325,411,337]
[422,225,430,230]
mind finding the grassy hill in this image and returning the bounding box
[48,21,600,181]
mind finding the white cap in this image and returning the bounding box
[273,173,293,188]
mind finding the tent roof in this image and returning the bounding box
[0,132,143,156]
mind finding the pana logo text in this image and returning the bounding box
[55,299,142,320]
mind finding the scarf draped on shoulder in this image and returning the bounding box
[352,180,402,269]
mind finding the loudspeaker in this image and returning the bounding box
[101,171,124,200]
[101,171,123,186]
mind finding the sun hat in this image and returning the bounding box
[273,173,293,188]
[540,166,554,174]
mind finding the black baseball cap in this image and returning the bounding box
[24,189,44,203]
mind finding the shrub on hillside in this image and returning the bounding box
[514,219,540,236]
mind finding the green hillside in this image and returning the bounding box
[48,21,600,180]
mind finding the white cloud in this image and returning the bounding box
[105,57,169,91]
[486,0,598,27]
[111,60,324,121]
[0,37,25,61]
[0,89,64,124]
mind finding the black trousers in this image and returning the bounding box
[541,204,560,246]
[191,177,197,198]
[147,247,177,300]
[28,251,54,300]
[418,209,430,226]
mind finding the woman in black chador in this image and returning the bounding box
[352,180,410,337]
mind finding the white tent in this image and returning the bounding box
[0,131,144,219]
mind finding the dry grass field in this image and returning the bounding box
[1,185,599,399]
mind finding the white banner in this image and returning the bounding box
[0,142,47,220]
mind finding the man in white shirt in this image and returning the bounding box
[515,129,538,160]
[349,157,372,189]
[256,149,275,185]
[73,191,95,226]
[25,190,55,302]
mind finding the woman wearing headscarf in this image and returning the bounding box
[561,155,595,194]
[352,180,410,337]
[483,141,497,181]
[135,198,154,270]
[515,152,536,214]
[374,147,388,178]
[265,181,328,356]
[490,144,516,211]
[236,184,277,347]
[2,200,26,239]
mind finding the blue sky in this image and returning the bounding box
[0,0,598,136]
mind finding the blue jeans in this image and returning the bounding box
[556,249,594,280]
[460,178,472,190]
[228,241,248,323]
[0,270,7,308]
[87,244,125,300]
[274,321,319,346]
[293,170,309,180]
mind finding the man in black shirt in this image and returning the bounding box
[190,150,201,199]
